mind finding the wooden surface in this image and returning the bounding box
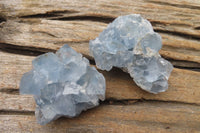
[0,0,200,132]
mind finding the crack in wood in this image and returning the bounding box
[0,18,6,23]
[0,88,19,95]
[20,13,61,18]
[20,11,115,23]
[174,67,200,72]
[148,0,200,10]
[0,16,6,25]
[0,110,34,115]
[195,26,200,30]
[168,59,200,71]
[162,45,200,55]
[155,29,200,40]
[150,20,192,27]
[34,31,58,38]
[103,99,200,106]
[51,15,115,23]
[0,100,199,116]
[0,43,54,56]
[20,10,79,19]
[101,99,139,105]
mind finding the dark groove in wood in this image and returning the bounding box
[155,29,200,40]
[168,59,200,71]
[172,65,200,72]
[150,20,191,27]
[103,98,200,106]
[0,88,19,95]
[0,110,34,115]
[148,0,200,10]
[0,17,6,23]
[51,15,115,23]
[101,99,139,105]
[0,100,199,116]
[164,59,200,69]
[0,43,54,56]
[20,13,61,18]
[0,16,6,26]
[20,10,78,19]
[195,26,200,30]
[46,10,79,14]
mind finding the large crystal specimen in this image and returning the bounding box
[90,14,173,94]
[20,44,106,125]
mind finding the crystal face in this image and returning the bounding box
[90,14,173,94]
[20,44,106,125]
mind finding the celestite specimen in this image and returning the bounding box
[20,45,106,125]
[90,14,173,94]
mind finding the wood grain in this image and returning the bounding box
[1,102,200,133]
[1,0,200,29]
[1,51,200,112]
[0,0,200,132]
[0,20,200,68]
[0,0,200,67]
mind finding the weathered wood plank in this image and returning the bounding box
[0,0,200,132]
[0,93,35,112]
[0,20,200,68]
[1,51,200,110]
[1,102,200,133]
[1,0,200,39]
[1,0,200,27]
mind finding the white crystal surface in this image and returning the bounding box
[20,44,106,125]
[90,14,173,94]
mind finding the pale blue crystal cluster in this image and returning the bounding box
[90,14,173,94]
[20,45,106,125]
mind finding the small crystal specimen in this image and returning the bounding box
[90,14,173,94]
[20,45,106,125]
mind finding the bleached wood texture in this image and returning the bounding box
[1,51,200,112]
[1,102,200,133]
[0,0,200,68]
[0,0,200,132]
[0,20,200,67]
